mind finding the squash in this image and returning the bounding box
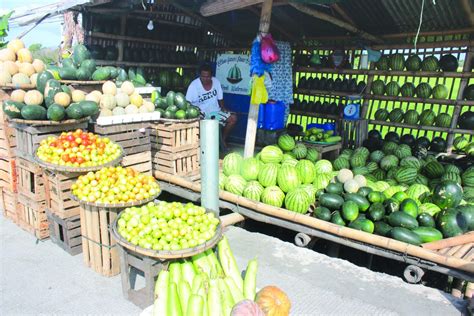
[32,59,45,73]
[12,73,31,85]
[85,92,100,103]
[7,39,25,53]
[18,63,36,77]
[0,70,12,85]
[10,89,26,103]
[100,94,116,110]
[256,286,291,316]
[120,80,135,95]
[3,61,18,75]
[231,300,265,316]
[30,73,38,87]
[125,104,138,114]
[102,80,117,95]
[17,48,33,63]
[112,106,126,116]
[142,100,155,112]
[0,48,16,62]
[115,92,130,107]
[54,92,71,107]
[130,93,143,107]
[24,90,44,106]
[100,108,113,117]
[71,90,86,102]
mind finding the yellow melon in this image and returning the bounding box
[100,94,116,110]
[17,48,33,63]
[0,48,16,62]
[7,39,25,53]
[18,63,36,77]
[32,59,45,73]
[85,92,100,103]
[54,92,71,107]
[120,81,135,95]
[142,101,155,112]
[130,93,143,107]
[10,89,26,103]
[90,90,102,99]
[12,73,31,85]
[0,70,12,85]
[100,108,113,117]
[102,81,117,95]
[71,90,86,102]
[24,90,43,105]
[3,61,18,75]
[115,92,130,107]
[30,73,38,87]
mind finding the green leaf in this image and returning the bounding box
[29,43,42,52]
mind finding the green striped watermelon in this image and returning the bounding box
[395,166,418,184]
[277,134,296,151]
[353,147,370,159]
[366,161,379,173]
[242,181,264,201]
[374,108,389,121]
[261,186,285,207]
[314,159,333,174]
[281,157,298,168]
[371,80,385,95]
[389,53,405,71]
[353,166,369,175]
[383,142,398,155]
[406,184,430,202]
[350,154,366,168]
[376,56,390,70]
[422,56,439,71]
[260,145,283,163]
[258,163,279,187]
[416,83,432,99]
[240,157,260,181]
[385,81,400,96]
[444,164,461,175]
[313,173,332,191]
[441,172,462,184]
[400,156,422,170]
[333,156,350,171]
[462,167,474,187]
[432,84,448,99]
[285,188,311,214]
[370,150,385,163]
[404,109,419,124]
[453,136,469,151]
[300,184,317,200]
[395,144,412,160]
[219,173,227,190]
[292,143,307,159]
[277,165,301,193]
[296,159,316,184]
[423,160,445,179]
[372,169,386,180]
[419,203,442,216]
[223,152,243,176]
[419,109,436,125]
[380,155,399,171]
[401,82,416,97]
[224,175,247,195]
[414,174,429,186]
[306,148,320,162]
[405,54,422,71]
[435,113,452,128]
[389,108,404,123]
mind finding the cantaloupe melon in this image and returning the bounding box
[10,89,26,103]
[71,90,85,102]
[85,92,100,103]
[17,48,33,63]
[54,92,71,107]
[3,61,18,75]
[0,48,16,62]
[24,90,43,105]
[102,81,117,95]
[7,39,25,53]
[115,92,130,107]
[18,63,35,77]
[90,90,102,99]
[100,108,113,117]
[142,101,155,112]
[125,104,138,114]
[120,81,134,95]
[130,93,143,107]
[30,73,38,87]
[32,59,45,73]
[112,107,126,116]
[12,73,31,85]
[0,70,12,85]
[100,94,116,110]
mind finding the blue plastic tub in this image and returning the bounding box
[262,101,285,131]
[258,104,265,129]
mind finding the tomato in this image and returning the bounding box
[75,138,82,144]
[61,154,69,162]
[76,157,85,164]
[62,141,70,149]
[66,134,75,142]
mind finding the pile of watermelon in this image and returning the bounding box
[453,135,474,156]
[375,53,459,72]
[374,107,453,129]
[221,135,335,214]
[298,76,366,94]
[371,80,449,99]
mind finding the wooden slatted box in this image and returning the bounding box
[0,188,18,223]
[43,170,81,219]
[0,157,17,193]
[46,209,82,255]
[0,119,16,158]
[17,194,49,240]
[121,151,152,175]
[17,157,45,202]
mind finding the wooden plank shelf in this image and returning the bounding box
[290,110,339,121]
[369,120,474,135]
[295,88,360,98]
[363,94,474,106]
[295,66,474,79]
[95,60,197,69]
[90,32,203,48]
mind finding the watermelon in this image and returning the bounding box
[296,160,316,184]
[281,157,298,168]
[416,83,432,99]
[463,84,474,100]
[374,108,389,121]
[419,109,436,125]
[313,173,332,191]
[380,155,399,171]
[400,82,416,97]
[385,81,400,96]
[258,163,279,187]
[432,181,463,209]
[382,141,398,155]
[394,144,412,160]
[350,154,366,168]
[372,169,386,180]
[292,143,307,159]
[389,108,404,123]
[261,186,285,208]
[421,55,439,71]
[441,172,462,184]
[333,156,350,171]
[432,84,448,99]
[458,111,474,129]
[435,113,452,128]
[389,53,405,71]
[305,148,319,162]
[300,184,317,200]
[406,184,430,202]
[437,209,468,238]
[371,80,385,95]
[278,134,296,151]
[439,54,459,72]
[453,136,469,151]
[444,164,461,175]
[462,167,474,187]
[224,175,247,195]
[314,160,333,174]
[240,157,260,181]
[375,56,390,70]
[242,181,264,201]
[366,162,378,173]
[400,156,422,170]
[285,188,311,214]
[423,160,444,179]
[404,110,419,125]
[219,173,227,190]
[277,165,301,193]
[370,150,385,163]
[260,145,283,163]
[419,203,442,217]
[405,54,422,71]
[223,152,243,176]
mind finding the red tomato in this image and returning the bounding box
[76,157,85,164]
[69,157,77,163]
[66,135,75,142]
[61,154,69,162]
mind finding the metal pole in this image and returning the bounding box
[200,119,220,215]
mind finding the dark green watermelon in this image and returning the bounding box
[458,111,474,129]
[385,131,400,143]
[439,54,459,72]
[430,137,447,152]
[463,84,474,101]
[432,180,463,210]
[437,209,468,238]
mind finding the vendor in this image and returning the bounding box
[186,64,237,150]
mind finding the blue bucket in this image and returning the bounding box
[258,104,265,129]
[262,101,285,131]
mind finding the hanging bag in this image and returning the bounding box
[260,34,280,64]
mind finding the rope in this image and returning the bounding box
[414,0,437,50]
[82,234,117,249]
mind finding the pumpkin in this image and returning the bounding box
[115,92,130,107]
[125,104,138,114]
[100,94,116,110]
[71,90,86,102]
[24,90,44,106]
[102,80,117,95]
[85,92,100,103]
[120,80,135,95]
[142,101,155,112]
[32,59,45,73]
[18,63,36,77]
[112,107,126,116]
[3,61,19,75]
[256,286,291,316]
[0,70,12,85]
[17,48,33,63]
[54,92,71,107]
[130,93,143,107]
[0,48,16,62]
[100,108,113,117]
[231,300,265,316]
[12,73,31,85]
[7,39,25,53]
[30,73,38,87]
[10,89,26,103]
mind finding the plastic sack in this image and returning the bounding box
[260,34,280,64]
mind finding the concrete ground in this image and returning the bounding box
[0,214,467,316]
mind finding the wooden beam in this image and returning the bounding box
[200,0,265,17]
[461,0,474,26]
[248,6,296,41]
[331,3,357,27]
[290,2,383,43]
[244,0,273,158]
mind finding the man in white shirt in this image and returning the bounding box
[186,64,237,150]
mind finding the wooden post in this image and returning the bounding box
[243,0,273,158]
[117,15,126,62]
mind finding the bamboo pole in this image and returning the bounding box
[221,213,245,227]
[154,171,474,273]
[290,3,383,44]
[422,232,474,251]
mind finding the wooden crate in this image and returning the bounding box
[340,119,368,149]
[0,120,16,158]
[90,122,151,156]
[0,188,18,222]
[80,204,121,277]
[0,157,17,192]
[46,209,82,255]
[17,157,45,201]
[151,148,200,178]
[43,170,81,219]
[121,151,152,175]
[12,121,88,160]
[17,194,49,240]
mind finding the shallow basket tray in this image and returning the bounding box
[155,117,200,124]
[9,116,90,126]
[69,187,161,209]
[34,144,124,173]
[110,211,223,260]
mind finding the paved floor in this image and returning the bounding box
[0,214,467,315]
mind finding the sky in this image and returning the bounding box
[2,0,62,48]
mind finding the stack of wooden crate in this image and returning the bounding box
[149,119,200,180]
[0,110,18,222]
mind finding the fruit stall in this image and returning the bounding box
[1,0,474,313]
